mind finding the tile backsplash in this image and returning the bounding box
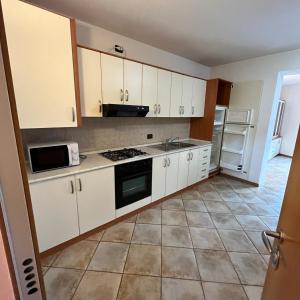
[21,117,191,153]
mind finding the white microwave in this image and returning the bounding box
[27,142,80,173]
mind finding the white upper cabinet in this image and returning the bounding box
[101,54,124,104]
[75,168,115,234]
[192,79,206,117]
[2,0,79,128]
[170,73,183,117]
[157,69,171,117]
[123,60,142,105]
[181,76,193,117]
[78,48,102,117]
[142,65,158,117]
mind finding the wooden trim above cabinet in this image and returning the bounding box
[70,19,82,127]
[77,44,207,81]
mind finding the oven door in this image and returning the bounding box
[115,158,152,209]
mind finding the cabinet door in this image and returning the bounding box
[142,65,158,117]
[101,54,124,104]
[188,149,200,185]
[2,0,78,128]
[124,60,142,105]
[181,76,193,117]
[78,48,102,116]
[165,152,179,195]
[30,176,79,252]
[157,69,171,117]
[192,79,206,117]
[170,73,183,117]
[76,168,115,234]
[177,151,190,190]
[152,156,167,201]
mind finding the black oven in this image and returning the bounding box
[115,158,152,209]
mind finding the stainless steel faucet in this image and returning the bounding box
[165,137,180,144]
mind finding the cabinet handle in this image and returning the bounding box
[70,181,74,194]
[203,156,208,159]
[190,152,193,160]
[202,162,207,165]
[78,178,82,192]
[167,157,171,166]
[163,158,167,168]
[120,89,124,102]
[154,104,157,114]
[201,175,206,179]
[192,106,194,114]
[72,107,75,122]
[187,152,190,161]
[182,106,185,115]
[158,104,161,114]
[179,106,181,115]
[99,100,102,113]
[202,168,207,172]
[125,89,129,102]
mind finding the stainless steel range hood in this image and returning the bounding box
[102,104,149,117]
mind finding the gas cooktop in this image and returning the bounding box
[100,148,148,161]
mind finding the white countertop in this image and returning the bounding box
[27,139,212,184]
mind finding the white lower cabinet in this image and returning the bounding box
[75,168,115,234]
[178,151,190,190]
[187,149,200,186]
[165,153,179,195]
[30,167,115,251]
[30,175,80,252]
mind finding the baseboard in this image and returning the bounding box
[220,173,259,187]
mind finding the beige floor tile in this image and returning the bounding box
[202,191,222,201]
[162,210,187,226]
[219,191,243,202]
[204,201,231,213]
[213,183,233,193]
[210,213,242,230]
[52,240,98,269]
[202,282,248,300]
[162,225,192,248]
[117,274,161,300]
[86,230,105,241]
[41,251,61,267]
[102,223,135,243]
[226,202,254,215]
[196,183,215,193]
[235,215,268,231]
[72,271,121,300]
[243,285,263,300]
[245,231,270,254]
[186,211,215,228]
[183,199,207,212]
[195,249,240,283]
[190,227,225,250]
[124,244,161,276]
[162,278,204,300]
[162,198,184,210]
[137,209,161,224]
[247,203,278,216]
[181,190,201,200]
[44,268,84,300]
[131,224,161,245]
[229,252,267,285]
[88,242,129,273]
[218,230,258,253]
[162,246,199,280]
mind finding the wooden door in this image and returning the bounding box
[170,72,183,117]
[30,176,79,252]
[101,53,124,104]
[181,76,193,117]
[187,149,200,185]
[2,0,78,128]
[75,168,115,234]
[192,78,206,117]
[142,65,158,117]
[165,152,179,195]
[157,69,171,117]
[177,150,190,190]
[123,60,142,105]
[152,156,166,201]
[262,127,300,300]
[78,47,102,116]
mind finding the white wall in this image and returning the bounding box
[211,49,300,184]
[76,21,211,79]
[280,84,300,156]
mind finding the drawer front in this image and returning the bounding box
[199,146,211,161]
[199,159,210,169]
[199,169,209,181]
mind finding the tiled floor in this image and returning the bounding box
[41,156,291,300]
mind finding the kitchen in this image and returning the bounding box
[1,1,300,300]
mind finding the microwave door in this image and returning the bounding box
[67,144,73,166]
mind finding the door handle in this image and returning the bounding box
[262,230,283,269]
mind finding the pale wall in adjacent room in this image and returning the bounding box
[280,84,300,156]
[76,21,211,79]
[211,48,300,184]
[22,118,191,153]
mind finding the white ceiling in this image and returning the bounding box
[27,0,300,66]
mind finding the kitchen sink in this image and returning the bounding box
[150,142,196,152]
